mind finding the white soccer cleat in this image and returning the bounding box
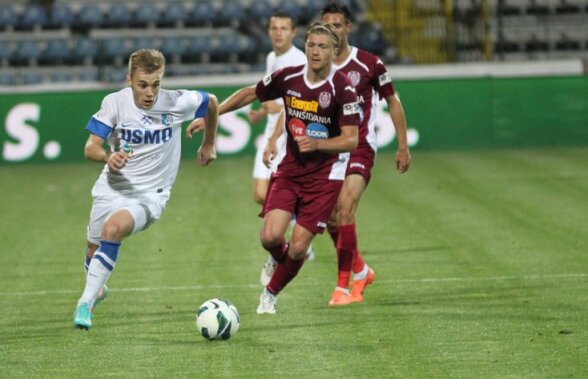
[260,256,277,286]
[256,290,277,314]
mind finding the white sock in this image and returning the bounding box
[353,265,369,281]
[335,286,350,295]
[78,242,119,305]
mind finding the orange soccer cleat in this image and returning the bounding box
[350,268,375,303]
[328,288,351,306]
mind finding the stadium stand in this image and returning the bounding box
[0,5,18,31]
[159,3,190,28]
[105,3,133,28]
[0,0,587,85]
[48,4,75,29]
[133,3,160,28]
[19,4,48,30]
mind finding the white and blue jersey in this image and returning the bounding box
[86,87,209,194]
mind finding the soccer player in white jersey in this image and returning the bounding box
[73,49,218,330]
[247,10,306,206]
[321,1,412,306]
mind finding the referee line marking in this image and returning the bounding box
[1,273,586,297]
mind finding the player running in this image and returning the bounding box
[192,23,360,314]
[321,1,412,306]
[73,49,218,330]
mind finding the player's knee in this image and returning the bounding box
[101,220,127,241]
[287,240,308,260]
[259,230,280,248]
[337,209,355,225]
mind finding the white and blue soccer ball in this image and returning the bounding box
[196,298,240,341]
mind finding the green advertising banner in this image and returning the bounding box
[1,75,587,164]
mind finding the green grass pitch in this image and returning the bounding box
[0,147,586,378]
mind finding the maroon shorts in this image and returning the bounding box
[346,144,376,186]
[260,175,343,234]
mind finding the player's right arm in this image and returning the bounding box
[187,85,259,137]
[84,94,128,171]
[219,85,258,114]
[84,134,128,172]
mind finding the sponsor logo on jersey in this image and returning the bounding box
[162,113,174,126]
[287,89,301,97]
[120,122,133,128]
[119,127,172,144]
[344,85,356,93]
[287,96,319,113]
[318,92,332,108]
[347,71,361,86]
[288,118,306,137]
[379,72,391,86]
[287,107,333,124]
[350,162,365,169]
[343,102,360,115]
[306,123,329,139]
[263,74,272,86]
[317,221,327,228]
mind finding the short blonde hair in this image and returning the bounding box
[304,22,339,49]
[128,49,166,77]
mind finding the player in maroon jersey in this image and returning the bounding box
[322,1,412,306]
[208,23,360,314]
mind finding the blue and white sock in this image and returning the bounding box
[78,240,120,306]
[84,250,91,273]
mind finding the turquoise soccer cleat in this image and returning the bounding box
[73,302,93,330]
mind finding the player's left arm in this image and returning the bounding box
[197,93,219,167]
[386,93,411,173]
[296,125,358,154]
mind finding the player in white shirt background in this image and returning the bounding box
[245,11,316,284]
[247,10,306,206]
[73,49,219,330]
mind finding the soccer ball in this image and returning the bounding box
[196,298,240,341]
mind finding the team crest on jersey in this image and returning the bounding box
[263,74,272,86]
[347,71,361,86]
[141,115,153,126]
[318,92,332,108]
[379,72,391,86]
[162,113,174,126]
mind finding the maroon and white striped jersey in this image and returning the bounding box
[333,47,395,152]
[255,64,360,181]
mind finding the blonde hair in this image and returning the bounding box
[128,49,166,77]
[304,22,339,49]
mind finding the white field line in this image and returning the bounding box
[0,273,586,297]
